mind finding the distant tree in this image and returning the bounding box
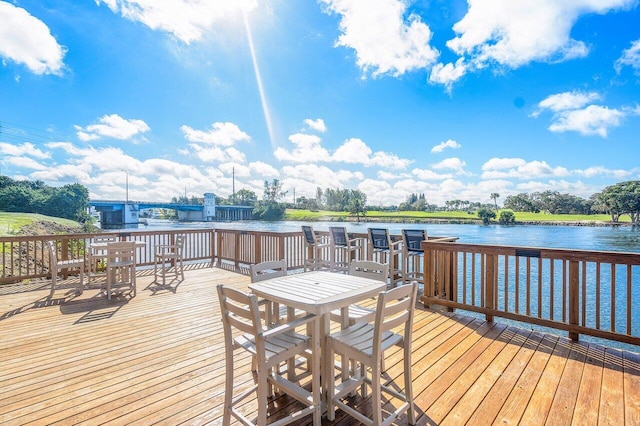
[477,208,496,224]
[490,193,500,210]
[504,193,540,212]
[597,181,640,225]
[347,190,367,222]
[235,189,258,206]
[263,179,287,203]
[498,210,516,224]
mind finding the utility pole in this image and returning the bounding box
[232,167,236,205]
[122,169,129,204]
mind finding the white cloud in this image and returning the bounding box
[575,166,634,179]
[549,105,626,137]
[534,91,635,137]
[534,91,601,115]
[0,2,66,75]
[431,139,461,153]
[75,114,150,142]
[304,118,327,133]
[432,157,467,173]
[249,161,279,178]
[96,0,258,44]
[411,168,452,180]
[482,159,570,179]
[276,134,412,170]
[274,133,331,163]
[4,156,48,170]
[482,157,527,171]
[428,58,468,90]
[615,39,640,75]
[180,122,250,146]
[332,137,371,163]
[431,0,635,87]
[280,164,363,193]
[368,151,412,169]
[0,142,50,159]
[320,0,439,77]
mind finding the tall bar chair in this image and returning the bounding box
[367,227,403,287]
[217,284,321,425]
[105,241,137,300]
[402,228,426,286]
[329,226,365,272]
[153,234,185,287]
[46,241,85,297]
[301,225,330,271]
[327,282,418,425]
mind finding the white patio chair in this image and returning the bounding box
[46,240,85,297]
[88,235,117,284]
[327,282,418,425]
[329,226,365,272]
[217,284,321,426]
[105,241,136,300]
[329,260,388,326]
[153,234,185,286]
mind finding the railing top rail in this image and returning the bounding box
[421,240,640,263]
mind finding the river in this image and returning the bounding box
[136,219,640,253]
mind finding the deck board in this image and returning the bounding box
[1,264,638,425]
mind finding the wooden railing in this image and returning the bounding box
[421,240,640,346]
[0,229,215,284]
[4,228,639,347]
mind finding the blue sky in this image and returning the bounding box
[1,0,639,207]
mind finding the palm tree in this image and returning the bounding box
[490,193,500,211]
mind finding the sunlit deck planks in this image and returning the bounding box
[1,265,639,425]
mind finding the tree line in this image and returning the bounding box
[0,176,90,223]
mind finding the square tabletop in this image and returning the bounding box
[249,270,386,316]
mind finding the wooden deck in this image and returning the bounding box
[1,265,639,425]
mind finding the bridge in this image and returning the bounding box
[89,193,253,227]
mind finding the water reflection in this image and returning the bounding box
[134,219,640,253]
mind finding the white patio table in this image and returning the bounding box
[249,270,386,409]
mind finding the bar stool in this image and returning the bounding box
[367,227,403,287]
[402,228,426,286]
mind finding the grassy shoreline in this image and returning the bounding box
[284,209,630,226]
[0,212,84,236]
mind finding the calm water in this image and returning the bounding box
[137,219,640,253]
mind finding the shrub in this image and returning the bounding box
[499,210,516,224]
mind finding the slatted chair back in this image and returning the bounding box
[46,240,85,297]
[368,227,391,251]
[329,226,349,246]
[403,229,426,253]
[218,284,263,342]
[249,259,287,283]
[348,260,388,282]
[301,225,317,245]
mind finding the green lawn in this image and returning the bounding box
[0,212,82,236]
[285,209,625,223]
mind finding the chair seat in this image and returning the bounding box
[328,321,403,360]
[329,304,375,325]
[235,329,311,361]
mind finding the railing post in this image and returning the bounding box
[210,229,216,267]
[485,253,495,322]
[255,233,262,264]
[569,260,580,341]
[278,235,285,267]
[423,247,432,307]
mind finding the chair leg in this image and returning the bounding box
[404,343,416,424]
[371,359,383,426]
[49,270,57,297]
[257,364,269,425]
[78,268,84,295]
[327,343,336,421]
[223,346,234,426]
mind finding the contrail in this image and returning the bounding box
[243,10,276,150]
